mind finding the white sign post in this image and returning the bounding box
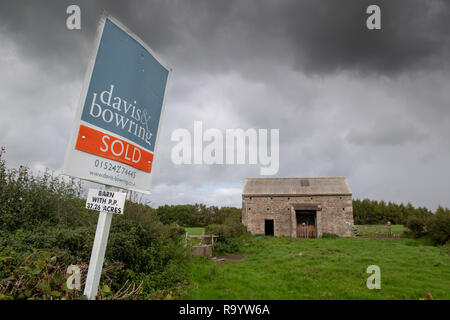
[83,186,117,300]
[84,211,113,299]
[61,13,170,300]
[84,187,126,299]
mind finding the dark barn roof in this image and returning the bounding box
[242,177,352,197]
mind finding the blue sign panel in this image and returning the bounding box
[80,18,169,153]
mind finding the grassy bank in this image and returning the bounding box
[186,235,450,299]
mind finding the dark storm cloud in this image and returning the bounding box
[1,0,449,78]
[163,0,450,76]
[280,0,450,75]
[0,0,177,78]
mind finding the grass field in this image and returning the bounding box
[354,224,406,237]
[186,235,450,299]
[185,227,206,245]
[186,227,205,235]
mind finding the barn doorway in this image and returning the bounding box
[296,211,316,238]
[265,219,274,236]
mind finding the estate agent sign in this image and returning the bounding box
[62,14,170,193]
[61,13,170,300]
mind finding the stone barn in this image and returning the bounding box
[242,177,354,238]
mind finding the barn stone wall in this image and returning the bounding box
[242,195,354,238]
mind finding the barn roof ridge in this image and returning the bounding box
[244,177,347,180]
[243,177,351,196]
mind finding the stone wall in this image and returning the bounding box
[191,245,213,258]
[242,195,354,238]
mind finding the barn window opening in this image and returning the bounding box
[300,179,310,187]
[249,207,251,211]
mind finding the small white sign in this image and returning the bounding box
[86,188,126,214]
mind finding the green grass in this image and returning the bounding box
[355,224,407,237]
[186,227,205,235]
[185,227,205,245]
[186,235,450,299]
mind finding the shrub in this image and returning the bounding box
[322,233,339,239]
[0,156,88,232]
[426,208,450,245]
[0,247,125,300]
[205,222,245,240]
[205,211,246,255]
[106,212,188,293]
[406,207,450,245]
[0,248,81,300]
[0,155,190,299]
[213,237,242,255]
[406,216,428,238]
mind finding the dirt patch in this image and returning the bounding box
[208,254,248,264]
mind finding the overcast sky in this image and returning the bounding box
[1,0,449,209]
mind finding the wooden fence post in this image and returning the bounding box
[387,221,392,237]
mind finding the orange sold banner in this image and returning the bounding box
[75,125,153,173]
